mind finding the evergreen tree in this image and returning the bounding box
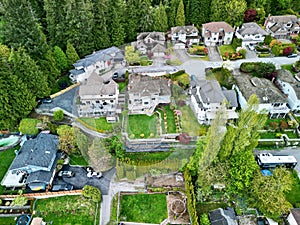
[175,0,185,26]
[66,41,80,68]
[153,2,168,32]
[40,49,61,84]
[125,0,140,42]
[108,0,126,46]
[139,0,154,32]
[53,46,68,73]
[189,0,211,26]
[9,48,50,98]
[92,0,111,49]
[167,0,179,28]
[225,0,247,26]
[210,0,227,22]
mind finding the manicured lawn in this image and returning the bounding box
[164,106,176,133]
[78,117,113,132]
[120,194,167,223]
[218,44,235,56]
[34,195,98,225]
[69,153,89,166]
[0,148,17,194]
[286,171,300,207]
[127,114,157,138]
[259,131,298,139]
[123,151,172,163]
[0,217,16,224]
[180,105,201,136]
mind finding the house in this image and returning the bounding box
[1,133,59,191]
[202,22,234,46]
[233,74,290,118]
[78,71,120,122]
[127,74,172,115]
[131,32,166,57]
[209,208,238,225]
[264,15,300,39]
[235,22,268,47]
[190,80,238,124]
[171,25,199,47]
[274,70,300,111]
[69,46,125,83]
[288,208,300,225]
[31,217,46,225]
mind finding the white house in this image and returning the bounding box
[202,22,234,46]
[171,25,199,46]
[235,22,268,47]
[234,74,290,118]
[78,71,120,122]
[190,80,238,124]
[70,46,125,83]
[127,74,172,115]
[288,208,300,225]
[274,70,300,111]
[264,15,300,39]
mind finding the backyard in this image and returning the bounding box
[0,147,17,194]
[34,195,99,225]
[77,117,114,132]
[127,114,158,138]
[180,105,201,136]
[285,171,300,207]
[219,44,235,56]
[0,217,16,224]
[119,194,167,223]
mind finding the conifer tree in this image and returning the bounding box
[139,0,154,32]
[125,0,140,42]
[66,41,80,68]
[167,0,179,28]
[175,0,185,26]
[108,0,126,46]
[53,46,68,73]
[153,2,168,32]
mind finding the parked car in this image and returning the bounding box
[87,171,102,178]
[58,170,74,178]
[287,53,298,58]
[51,184,73,191]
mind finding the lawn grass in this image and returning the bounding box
[196,202,228,216]
[78,117,113,132]
[69,152,89,166]
[179,105,201,136]
[123,151,172,163]
[218,44,235,56]
[0,217,16,224]
[281,64,296,75]
[34,195,97,225]
[127,114,157,138]
[164,106,176,133]
[286,170,300,207]
[259,131,298,139]
[0,148,17,194]
[157,109,165,133]
[120,194,167,223]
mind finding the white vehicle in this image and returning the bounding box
[255,153,297,168]
[87,171,102,178]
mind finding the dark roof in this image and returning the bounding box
[10,133,58,170]
[199,80,226,103]
[291,208,300,225]
[209,208,237,225]
[70,68,85,76]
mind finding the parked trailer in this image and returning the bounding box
[255,153,297,169]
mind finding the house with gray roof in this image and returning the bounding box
[1,133,59,191]
[264,15,300,39]
[171,25,199,47]
[78,71,119,121]
[235,22,268,47]
[233,74,290,118]
[202,22,234,46]
[69,46,125,83]
[127,74,171,115]
[209,208,238,225]
[190,80,238,124]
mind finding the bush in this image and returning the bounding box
[258,53,271,58]
[53,109,64,121]
[283,46,293,56]
[82,185,102,202]
[19,118,40,135]
[232,38,242,50]
[264,35,274,45]
[280,121,289,130]
[256,46,270,52]
[200,213,211,225]
[11,196,28,206]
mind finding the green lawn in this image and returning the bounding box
[118,82,127,92]
[120,194,167,223]
[69,153,89,166]
[123,151,172,164]
[0,148,17,194]
[78,117,113,132]
[164,106,176,133]
[180,105,201,136]
[259,131,298,139]
[34,195,98,225]
[0,217,16,225]
[286,171,300,207]
[127,114,157,138]
[218,44,235,56]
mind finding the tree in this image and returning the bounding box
[167,0,179,28]
[210,0,227,21]
[53,46,68,73]
[19,118,40,135]
[244,9,258,22]
[200,213,211,225]
[124,0,140,42]
[153,2,168,32]
[139,0,154,32]
[57,125,76,155]
[82,185,102,202]
[175,0,185,26]
[66,41,80,68]
[125,46,140,65]
[225,0,247,26]
[189,0,210,26]
[53,109,64,121]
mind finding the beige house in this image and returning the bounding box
[127,74,171,115]
[171,25,200,46]
[202,22,234,46]
[78,71,119,122]
[288,208,300,225]
[235,22,268,47]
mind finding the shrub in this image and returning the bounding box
[258,53,271,58]
[82,185,102,202]
[11,196,28,206]
[232,38,242,50]
[268,122,278,129]
[280,121,289,129]
[53,109,64,121]
[256,46,270,52]
[19,118,40,135]
[283,46,293,56]
[264,35,274,45]
[200,213,211,225]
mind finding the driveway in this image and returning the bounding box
[207,46,222,61]
[174,49,189,63]
[245,49,257,59]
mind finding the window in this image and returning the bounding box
[110,100,114,103]
[96,100,100,104]
[152,98,155,100]
[144,102,149,105]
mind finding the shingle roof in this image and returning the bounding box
[237,22,268,36]
[137,32,165,41]
[223,90,238,107]
[209,208,237,225]
[277,70,300,99]
[268,15,298,23]
[290,208,300,225]
[198,80,226,103]
[70,68,85,76]
[10,133,58,170]
[203,22,234,33]
[171,25,199,35]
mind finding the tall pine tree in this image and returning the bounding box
[139,0,154,32]
[175,0,185,26]
[108,0,126,46]
[153,2,168,31]
[66,41,80,68]
[125,0,140,42]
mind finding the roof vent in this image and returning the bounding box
[45,151,50,154]
[262,96,268,101]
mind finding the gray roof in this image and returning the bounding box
[277,70,300,99]
[268,15,298,24]
[234,74,287,104]
[209,208,237,225]
[237,22,268,36]
[290,208,300,225]
[199,80,226,104]
[137,32,165,41]
[70,68,85,76]
[222,90,238,107]
[171,25,199,35]
[10,133,58,170]
[203,22,234,33]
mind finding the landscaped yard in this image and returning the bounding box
[69,152,89,166]
[218,44,235,56]
[286,171,300,207]
[281,64,296,75]
[180,105,201,136]
[0,148,17,194]
[34,195,98,225]
[259,131,298,139]
[164,106,176,133]
[78,117,114,132]
[119,194,167,223]
[0,217,16,224]
[127,114,157,138]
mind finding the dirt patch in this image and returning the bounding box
[145,173,184,188]
[167,192,190,224]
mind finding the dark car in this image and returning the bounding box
[58,170,74,178]
[51,184,73,191]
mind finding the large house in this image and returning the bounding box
[190,80,238,124]
[78,71,119,122]
[234,74,290,118]
[264,15,300,39]
[274,70,300,111]
[235,22,268,47]
[171,25,200,46]
[209,208,238,225]
[288,208,300,225]
[131,32,166,57]
[127,74,172,115]
[69,46,125,83]
[202,22,234,46]
[1,133,59,191]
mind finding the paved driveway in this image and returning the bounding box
[207,46,222,61]
[246,49,257,59]
[174,49,189,63]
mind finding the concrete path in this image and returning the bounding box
[207,46,222,61]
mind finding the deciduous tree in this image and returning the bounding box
[57,125,76,155]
